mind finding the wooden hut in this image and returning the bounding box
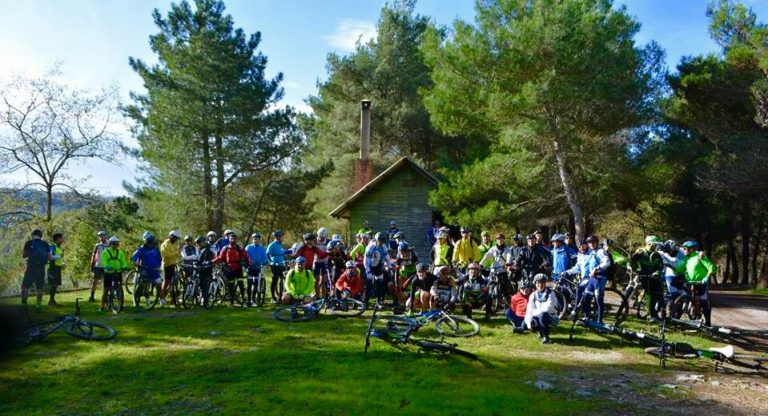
[329,157,438,261]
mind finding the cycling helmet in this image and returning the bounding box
[108,236,120,244]
[416,263,429,272]
[97,230,107,237]
[31,229,43,237]
[273,230,283,238]
[303,232,315,241]
[169,230,181,239]
[520,280,534,289]
[468,262,480,270]
[436,231,447,239]
[224,229,233,235]
[229,231,237,237]
[533,273,548,284]
[602,238,614,248]
[586,235,599,243]
[534,230,543,236]
[664,240,677,251]
[145,233,156,243]
[331,233,342,241]
[433,266,446,276]
[345,260,356,268]
[207,231,217,237]
[184,235,193,241]
[460,226,468,232]
[526,233,536,240]
[496,233,506,239]
[512,233,522,241]
[317,227,328,238]
[251,232,261,239]
[361,233,371,240]
[393,231,404,239]
[681,240,698,249]
[376,234,387,243]
[389,220,396,226]
[645,235,660,245]
[398,241,410,250]
[295,256,306,264]
[195,236,206,244]
[328,240,340,250]
[550,233,566,242]
[481,230,489,237]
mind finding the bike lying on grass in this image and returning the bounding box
[273,294,367,322]
[666,317,768,353]
[24,298,117,345]
[364,305,478,360]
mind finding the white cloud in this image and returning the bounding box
[283,80,301,89]
[324,19,376,51]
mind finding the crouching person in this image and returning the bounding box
[506,279,533,332]
[524,273,559,344]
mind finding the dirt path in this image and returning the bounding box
[710,289,768,330]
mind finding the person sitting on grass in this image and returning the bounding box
[407,263,437,314]
[507,279,533,332]
[335,260,363,300]
[282,256,315,305]
[524,273,560,344]
[430,265,457,311]
[459,262,488,319]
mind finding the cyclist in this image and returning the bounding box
[357,220,372,236]
[394,241,418,294]
[630,235,664,321]
[47,232,65,306]
[335,260,363,299]
[478,231,492,267]
[563,233,578,261]
[550,233,572,282]
[677,241,716,326]
[430,266,457,310]
[295,233,317,271]
[562,235,611,323]
[214,232,250,307]
[452,226,480,272]
[328,239,349,285]
[514,234,550,283]
[245,233,268,307]
[459,262,489,319]
[657,240,687,318]
[214,229,233,254]
[534,230,551,254]
[349,233,368,269]
[387,220,400,258]
[131,233,163,305]
[89,231,109,302]
[479,233,514,290]
[21,229,50,309]
[313,227,331,298]
[407,263,437,313]
[266,230,288,303]
[430,232,453,268]
[507,278,533,332]
[160,230,182,306]
[365,233,391,307]
[99,236,130,311]
[426,219,441,248]
[206,231,218,253]
[180,235,199,282]
[195,236,217,306]
[524,274,559,344]
[282,256,315,305]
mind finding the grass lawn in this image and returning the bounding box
[749,287,768,296]
[0,289,736,415]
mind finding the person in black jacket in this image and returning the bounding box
[514,234,550,283]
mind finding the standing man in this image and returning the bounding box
[514,234,550,283]
[47,233,65,306]
[21,229,50,309]
[100,236,130,311]
[452,226,480,272]
[89,231,109,302]
[160,230,182,306]
[426,219,441,248]
[365,234,391,307]
[630,236,664,321]
[357,220,372,236]
[245,232,268,307]
[677,241,716,326]
[387,220,400,258]
[267,230,287,303]
[478,231,492,267]
[430,232,453,268]
[214,232,250,306]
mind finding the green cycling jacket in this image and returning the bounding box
[676,252,716,283]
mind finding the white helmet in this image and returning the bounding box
[317,227,328,238]
[207,231,217,237]
[332,233,342,241]
[224,229,234,235]
[108,236,120,244]
[169,230,181,239]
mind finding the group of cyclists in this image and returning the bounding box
[21,221,717,340]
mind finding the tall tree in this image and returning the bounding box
[0,68,121,229]
[125,0,301,233]
[421,0,663,240]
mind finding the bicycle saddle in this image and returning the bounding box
[709,345,734,358]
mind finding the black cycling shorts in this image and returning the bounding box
[22,264,45,290]
[47,266,62,286]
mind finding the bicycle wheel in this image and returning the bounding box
[554,289,569,319]
[182,280,199,309]
[134,280,158,312]
[256,277,266,306]
[329,298,366,318]
[412,339,478,360]
[487,284,500,314]
[273,304,317,322]
[65,320,117,341]
[435,315,480,337]
[124,271,136,295]
[600,287,628,325]
[107,284,124,314]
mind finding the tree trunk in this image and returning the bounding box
[752,211,765,286]
[553,138,585,241]
[214,133,225,234]
[45,182,53,234]
[202,134,214,232]
[740,199,751,285]
[730,238,740,284]
[724,242,732,283]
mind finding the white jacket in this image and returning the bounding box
[524,288,559,329]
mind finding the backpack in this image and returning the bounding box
[27,239,49,266]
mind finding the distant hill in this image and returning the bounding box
[0,188,106,221]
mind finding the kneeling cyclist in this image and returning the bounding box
[524,274,559,344]
[335,260,363,299]
[430,266,457,311]
[282,256,315,305]
[407,263,436,314]
[459,262,488,319]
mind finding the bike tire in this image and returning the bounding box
[412,339,478,360]
[554,289,569,320]
[435,315,480,337]
[107,285,124,314]
[124,271,136,295]
[134,280,159,312]
[181,280,199,309]
[329,298,367,318]
[273,304,317,322]
[600,287,629,325]
[65,320,117,341]
[256,277,266,306]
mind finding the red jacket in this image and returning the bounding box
[295,244,316,268]
[215,244,250,271]
[510,292,528,317]
[335,269,362,296]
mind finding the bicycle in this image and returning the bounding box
[181,262,212,309]
[556,275,629,325]
[485,267,512,316]
[124,270,137,295]
[206,266,226,308]
[24,298,117,345]
[105,271,127,314]
[169,264,186,306]
[250,265,268,306]
[133,269,160,312]
[364,305,478,360]
[675,284,704,321]
[666,317,768,353]
[645,343,767,374]
[273,293,367,322]
[374,309,480,338]
[621,269,648,319]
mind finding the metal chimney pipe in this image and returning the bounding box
[360,100,371,160]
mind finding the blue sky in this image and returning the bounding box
[2,0,767,196]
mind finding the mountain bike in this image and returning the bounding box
[486,267,512,315]
[667,317,768,353]
[169,264,186,306]
[364,305,477,360]
[124,270,137,295]
[133,269,160,312]
[24,298,117,345]
[675,284,704,321]
[645,344,767,374]
[206,266,226,308]
[621,270,648,319]
[273,293,367,322]
[105,271,127,314]
[373,309,480,337]
[182,262,212,309]
[556,275,628,325]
